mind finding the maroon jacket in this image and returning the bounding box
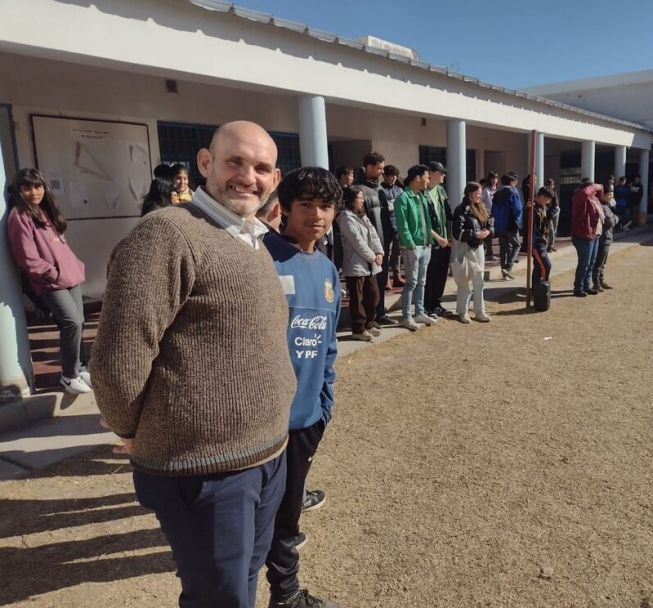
[571,185,605,241]
[7,207,85,295]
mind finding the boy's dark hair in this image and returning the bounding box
[404,164,429,187]
[153,163,173,180]
[618,176,626,182]
[383,164,400,177]
[277,167,342,211]
[363,151,385,167]
[257,189,279,218]
[501,173,517,186]
[536,187,552,198]
[335,165,354,180]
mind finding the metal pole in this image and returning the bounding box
[526,130,536,309]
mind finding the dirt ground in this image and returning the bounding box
[2,241,653,608]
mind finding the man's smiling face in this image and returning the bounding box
[198,122,281,218]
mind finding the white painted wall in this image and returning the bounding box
[0,50,632,298]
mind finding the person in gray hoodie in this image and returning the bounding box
[338,186,384,342]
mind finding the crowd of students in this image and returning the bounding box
[6,151,631,398]
[3,121,640,607]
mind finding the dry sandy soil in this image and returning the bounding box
[2,240,653,608]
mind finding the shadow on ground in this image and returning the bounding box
[0,449,173,604]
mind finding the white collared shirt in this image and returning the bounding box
[191,187,268,249]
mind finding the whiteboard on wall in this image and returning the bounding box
[31,115,152,220]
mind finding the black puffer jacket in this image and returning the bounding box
[453,202,495,250]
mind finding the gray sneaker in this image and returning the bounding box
[400,317,420,332]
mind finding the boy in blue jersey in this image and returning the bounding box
[263,167,342,608]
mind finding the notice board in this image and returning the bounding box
[31,115,152,220]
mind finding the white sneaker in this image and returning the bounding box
[60,375,92,394]
[351,330,373,342]
[459,313,471,324]
[400,317,420,332]
[79,370,93,388]
[414,314,435,326]
[476,313,491,323]
[366,326,382,337]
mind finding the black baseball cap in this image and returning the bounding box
[428,161,447,174]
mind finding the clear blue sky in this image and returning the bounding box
[229,0,651,89]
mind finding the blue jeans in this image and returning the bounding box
[572,235,600,292]
[134,452,287,608]
[401,245,431,318]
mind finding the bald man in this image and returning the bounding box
[92,121,298,608]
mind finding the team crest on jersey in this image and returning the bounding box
[324,279,335,303]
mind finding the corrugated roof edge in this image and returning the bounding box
[186,0,653,133]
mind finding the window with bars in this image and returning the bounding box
[157,121,302,184]
[418,145,477,183]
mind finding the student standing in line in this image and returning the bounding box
[627,174,644,226]
[338,186,384,342]
[482,171,499,260]
[381,164,405,287]
[491,172,523,280]
[528,188,554,288]
[544,178,560,252]
[141,177,178,216]
[355,151,397,325]
[614,176,629,230]
[394,165,435,331]
[452,182,493,324]
[592,185,618,292]
[171,164,194,202]
[571,181,604,297]
[263,166,341,608]
[424,161,453,318]
[7,168,90,394]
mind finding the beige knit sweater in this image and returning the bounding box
[90,204,296,476]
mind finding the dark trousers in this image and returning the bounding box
[39,285,86,378]
[134,453,287,608]
[266,420,326,602]
[499,232,521,271]
[592,240,611,285]
[485,235,495,257]
[346,275,380,334]
[388,233,401,280]
[375,254,389,318]
[424,245,451,312]
[532,242,551,287]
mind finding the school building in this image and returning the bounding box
[1,0,652,398]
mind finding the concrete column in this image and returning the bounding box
[297,95,329,169]
[447,119,466,208]
[0,135,32,401]
[614,145,627,180]
[581,140,596,182]
[638,148,650,226]
[528,132,545,194]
